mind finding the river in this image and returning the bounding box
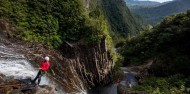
[87,83,118,94]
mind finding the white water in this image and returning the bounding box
[0,43,66,94]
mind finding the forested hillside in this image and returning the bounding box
[119,10,190,93]
[100,0,146,41]
[0,0,146,48]
[0,0,111,47]
[129,0,190,25]
[120,10,190,75]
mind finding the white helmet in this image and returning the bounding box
[44,56,50,61]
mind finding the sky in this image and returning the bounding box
[138,0,173,3]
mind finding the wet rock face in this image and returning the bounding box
[0,74,57,94]
[31,85,57,94]
[0,19,22,38]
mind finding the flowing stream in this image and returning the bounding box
[87,83,118,94]
[120,67,138,87]
[87,67,138,94]
[0,43,66,94]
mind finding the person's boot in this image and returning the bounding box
[30,81,37,87]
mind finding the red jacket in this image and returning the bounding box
[40,60,50,71]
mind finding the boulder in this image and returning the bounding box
[31,85,57,94]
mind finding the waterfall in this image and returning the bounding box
[0,43,66,94]
[120,67,138,87]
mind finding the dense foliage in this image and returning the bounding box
[0,0,146,48]
[119,10,190,93]
[119,10,190,76]
[129,0,190,25]
[0,0,110,48]
[132,74,190,94]
[0,0,148,70]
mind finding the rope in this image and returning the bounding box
[0,83,25,90]
[0,83,24,87]
[0,67,38,90]
[46,73,78,91]
[0,69,80,94]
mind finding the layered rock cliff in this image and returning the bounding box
[62,38,114,87]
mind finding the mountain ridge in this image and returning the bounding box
[125,0,160,6]
[128,0,190,25]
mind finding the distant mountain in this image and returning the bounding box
[129,0,190,25]
[125,0,160,6]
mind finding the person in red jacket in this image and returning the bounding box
[31,56,50,85]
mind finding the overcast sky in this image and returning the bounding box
[139,0,173,3]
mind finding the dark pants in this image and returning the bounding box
[32,70,43,85]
